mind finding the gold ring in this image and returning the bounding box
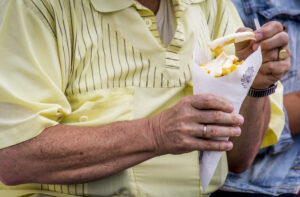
[279,49,288,60]
[202,125,207,137]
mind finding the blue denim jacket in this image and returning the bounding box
[221,0,300,195]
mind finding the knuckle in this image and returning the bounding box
[179,138,193,152]
[180,138,189,147]
[284,61,291,73]
[181,96,191,106]
[218,143,222,151]
[171,134,185,147]
[214,111,223,122]
[269,50,278,60]
[180,106,190,117]
[281,32,289,43]
[266,62,274,72]
[177,97,191,110]
[273,21,283,31]
[202,141,211,150]
[196,112,204,122]
[206,94,216,102]
[200,98,209,108]
[204,99,212,107]
[206,94,215,99]
[176,121,186,131]
[202,94,214,106]
[237,27,252,33]
[260,41,268,50]
[209,126,218,137]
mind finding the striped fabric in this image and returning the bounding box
[24,0,240,97]
[0,0,258,196]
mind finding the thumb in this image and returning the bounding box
[234,27,254,51]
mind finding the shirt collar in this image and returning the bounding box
[181,0,205,4]
[90,0,205,13]
[90,0,134,13]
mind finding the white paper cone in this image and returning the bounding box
[192,42,262,191]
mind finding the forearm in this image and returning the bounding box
[284,91,300,135]
[0,119,156,185]
[228,21,290,173]
[0,94,247,185]
[227,95,270,173]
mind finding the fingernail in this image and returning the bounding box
[229,104,234,111]
[226,142,233,150]
[237,115,244,125]
[235,127,241,136]
[256,32,263,41]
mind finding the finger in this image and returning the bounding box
[189,124,241,138]
[260,31,289,51]
[260,57,291,76]
[192,110,244,125]
[262,48,279,63]
[190,137,233,151]
[236,27,254,33]
[255,21,283,42]
[262,45,290,63]
[235,28,255,51]
[190,94,234,113]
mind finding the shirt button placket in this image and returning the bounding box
[144,18,153,27]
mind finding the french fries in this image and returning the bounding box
[201,32,255,77]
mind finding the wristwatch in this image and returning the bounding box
[248,83,278,97]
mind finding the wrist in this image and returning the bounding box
[147,115,163,156]
[248,83,277,98]
[250,83,272,89]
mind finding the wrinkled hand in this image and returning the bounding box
[150,94,244,155]
[235,21,290,89]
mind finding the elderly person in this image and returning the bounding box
[0,0,289,196]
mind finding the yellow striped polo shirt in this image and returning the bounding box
[0,0,284,196]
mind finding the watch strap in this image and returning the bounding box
[248,83,278,97]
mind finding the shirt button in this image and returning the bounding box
[79,115,89,122]
[144,18,153,27]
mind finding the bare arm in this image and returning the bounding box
[227,96,270,173]
[0,119,156,185]
[227,21,290,173]
[284,91,300,136]
[0,95,242,186]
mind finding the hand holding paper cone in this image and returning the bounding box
[193,31,263,192]
[150,94,243,156]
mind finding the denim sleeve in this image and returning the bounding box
[231,0,247,26]
[231,0,257,29]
